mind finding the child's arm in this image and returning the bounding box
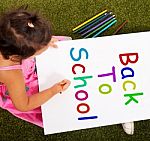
[3,69,71,112]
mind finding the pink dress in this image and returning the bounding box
[0,36,72,128]
[0,58,43,127]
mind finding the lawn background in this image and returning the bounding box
[0,0,150,141]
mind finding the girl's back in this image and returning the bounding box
[0,57,43,127]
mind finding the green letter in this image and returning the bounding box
[74,76,93,88]
[124,92,143,105]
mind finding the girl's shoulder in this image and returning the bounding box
[0,65,22,84]
[0,58,36,83]
[0,58,22,83]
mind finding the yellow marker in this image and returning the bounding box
[73,9,107,31]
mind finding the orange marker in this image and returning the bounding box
[113,20,128,35]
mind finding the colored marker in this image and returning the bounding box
[113,20,128,35]
[73,9,107,31]
[83,18,116,38]
[92,19,117,37]
[78,12,112,34]
[82,15,115,36]
[73,12,108,33]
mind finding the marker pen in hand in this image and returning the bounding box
[60,82,67,94]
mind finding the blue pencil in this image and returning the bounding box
[92,19,117,38]
[81,14,115,36]
[83,18,116,38]
[78,12,112,34]
[73,10,107,32]
[73,11,108,33]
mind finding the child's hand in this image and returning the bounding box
[48,37,59,48]
[50,79,71,95]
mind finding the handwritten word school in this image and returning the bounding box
[70,47,143,121]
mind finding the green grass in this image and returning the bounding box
[0,0,150,140]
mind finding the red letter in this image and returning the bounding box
[119,53,138,66]
[77,103,90,114]
[72,64,85,74]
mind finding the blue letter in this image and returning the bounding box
[70,48,89,61]
[121,67,134,79]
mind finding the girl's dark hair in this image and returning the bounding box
[0,6,52,62]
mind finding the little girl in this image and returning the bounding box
[0,7,71,127]
[0,6,134,135]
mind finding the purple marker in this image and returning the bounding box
[81,15,115,36]
[78,12,111,34]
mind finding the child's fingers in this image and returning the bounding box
[50,43,58,48]
[51,37,59,42]
[60,79,69,85]
[60,79,71,91]
[49,42,58,48]
[62,82,71,90]
[48,37,59,48]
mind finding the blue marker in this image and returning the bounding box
[82,15,115,36]
[73,12,108,33]
[92,19,117,37]
[83,18,116,38]
[78,12,112,34]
